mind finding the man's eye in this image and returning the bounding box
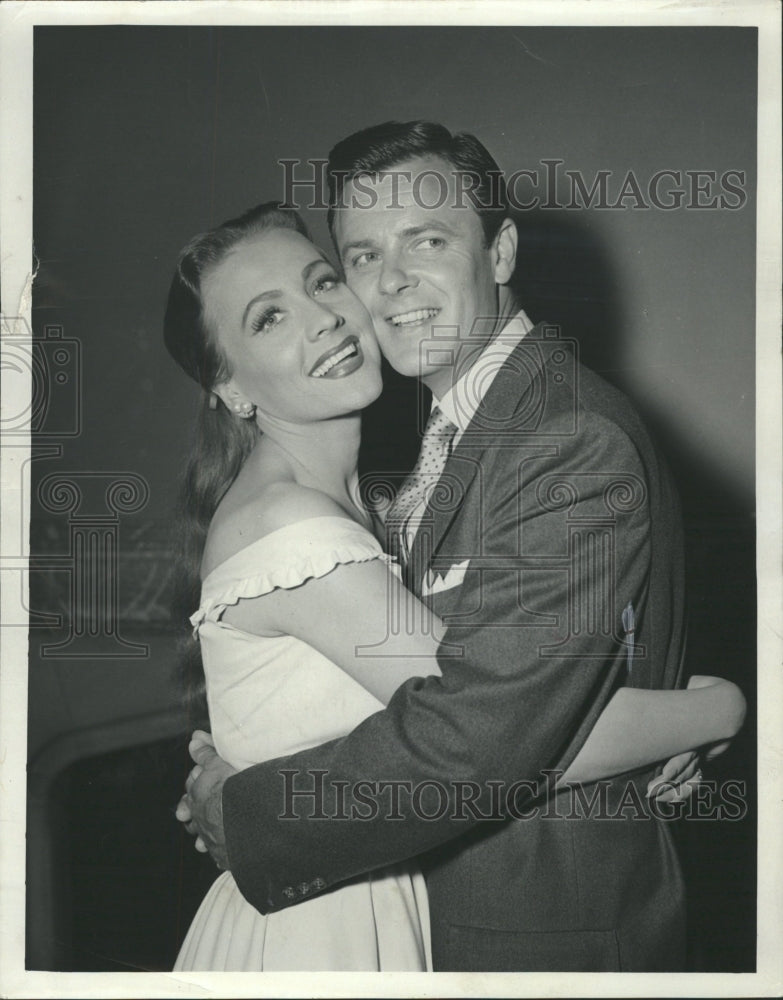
[417,237,445,251]
[351,251,380,269]
[252,308,284,334]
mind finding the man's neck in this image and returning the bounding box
[423,293,522,401]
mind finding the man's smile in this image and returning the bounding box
[386,307,441,327]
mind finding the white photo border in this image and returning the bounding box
[1,2,781,997]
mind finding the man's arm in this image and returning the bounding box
[199,413,678,915]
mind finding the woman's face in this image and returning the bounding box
[202,228,383,423]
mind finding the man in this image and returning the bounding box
[178,121,689,971]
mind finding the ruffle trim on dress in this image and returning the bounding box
[189,542,395,636]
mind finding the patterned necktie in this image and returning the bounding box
[386,406,458,567]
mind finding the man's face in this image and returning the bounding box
[333,155,515,398]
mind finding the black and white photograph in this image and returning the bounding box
[1,1,781,996]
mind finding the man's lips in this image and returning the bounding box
[308,335,363,378]
[385,307,441,327]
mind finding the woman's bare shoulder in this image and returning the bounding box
[201,483,350,578]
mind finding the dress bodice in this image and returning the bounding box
[191,516,391,770]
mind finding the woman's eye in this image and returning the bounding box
[313,273,340,295]
[252,308,284,334]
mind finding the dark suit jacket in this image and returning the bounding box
[221,325,687,971]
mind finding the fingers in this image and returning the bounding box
[189,740,219,767]
[175,795,202,839]
[663,769,703,803]
[175,795,192,823]
[190,729,215,751]
[671,755,700,786]
[649,749,702,802]
[647,768,703,804]
[705,738,731,760]
[659,750,697,782]
[648,750,701,799]
[185,764,204,794]
[177,799,211,850]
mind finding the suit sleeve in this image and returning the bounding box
[222,416,655,914]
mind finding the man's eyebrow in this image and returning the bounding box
[339,238,376,261]
[399,222,457,239]
[340,222,457,262]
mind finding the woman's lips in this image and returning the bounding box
[309,336,363,378]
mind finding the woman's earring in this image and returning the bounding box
[234,402,256,419]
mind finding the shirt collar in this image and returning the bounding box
[434,309,534,440]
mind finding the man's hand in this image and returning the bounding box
[175,730,237,870]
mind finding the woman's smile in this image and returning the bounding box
[308,335,363,378]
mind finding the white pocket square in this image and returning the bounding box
[422,559,470,597]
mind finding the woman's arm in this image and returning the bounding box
[226,549,745,784]
[223,554,444,704]
[562,675,747,785]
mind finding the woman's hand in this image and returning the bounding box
[646,749,702,802]
[565,673,746,787]
[643,675,746,801]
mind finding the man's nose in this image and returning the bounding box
[379,256,416,297]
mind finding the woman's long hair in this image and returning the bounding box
[163,203,309,724]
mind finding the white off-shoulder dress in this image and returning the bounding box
[174,515,432,972]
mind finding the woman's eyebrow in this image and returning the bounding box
[302,257,331,280]
[242,290,280,327]
[241,259,331,327]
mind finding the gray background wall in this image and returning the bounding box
[32,26,756,517]
[28,25,757,972]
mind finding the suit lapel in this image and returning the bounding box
[405,324,553,592]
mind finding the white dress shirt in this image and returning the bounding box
[398,309,534,551]
[435,309,534,446]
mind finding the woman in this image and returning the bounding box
[164,203,745,971]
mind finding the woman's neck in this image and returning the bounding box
[253,410,367,525]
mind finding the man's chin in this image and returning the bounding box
[381,356,422,379]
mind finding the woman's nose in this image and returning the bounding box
[307,303,345,340]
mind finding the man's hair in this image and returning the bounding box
[326,120,510,247]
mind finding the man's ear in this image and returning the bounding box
[491,218,518,286]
